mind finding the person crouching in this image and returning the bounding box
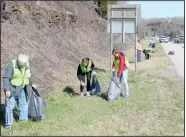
[77,58,95,97]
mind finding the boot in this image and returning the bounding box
[86,92,90,97]
[81,92,84,97]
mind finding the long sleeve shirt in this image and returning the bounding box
[77,59,95,81]
[112,52,128,77]
[3,62,32,97]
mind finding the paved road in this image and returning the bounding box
[161,42,184,78]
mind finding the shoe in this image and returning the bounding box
[124,94,129,98]
[120,93,125,97]
[81,92,84,97]
[5,126,13,134]
[86,92,90,97]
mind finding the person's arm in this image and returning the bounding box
[141,42,143,51]
[3,62,14,92]
[112,57,115,69]
[91,60,95,70]
[27,64,33,86]
[112,62,115,69]
[77,64,83,81]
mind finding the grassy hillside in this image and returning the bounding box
[1,41,184,136]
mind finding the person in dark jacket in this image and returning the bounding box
[77,58,95,97]
[143,48,152,60]
[3,54,37,131]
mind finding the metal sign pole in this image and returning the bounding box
[135,6,137,72]
[122,10,124,43]
[110,8,113,75]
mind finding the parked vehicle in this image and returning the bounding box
[178,35,184,43]
[174,35,184,43]
[169,37,174,42]
[160,36,169,43]
[151,36,159,43]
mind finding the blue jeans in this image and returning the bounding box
[137,49,141,62]
[120,69,129,95]
[5,89,28,128]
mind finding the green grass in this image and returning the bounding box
[1,41,184,136]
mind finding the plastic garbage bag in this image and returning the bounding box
[28,89,46,121]
[107,76,122,101]
[168,50,175,55]
[89,75,101,95]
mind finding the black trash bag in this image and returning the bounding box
[89,75,101,95]
[168,50,175,55]
[0,104,5,126]
[28,88,46,122]
[107,76,122,101]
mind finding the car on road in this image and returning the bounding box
[178,35,184,43]
[174,35,184,43]
[160,36,169,43]
[168,37,174,42]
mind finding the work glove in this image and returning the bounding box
[80,80,85,86]
[112,68,115,77]
[32,84,37,91]
[5,91,11,98]
[92,70,96,75]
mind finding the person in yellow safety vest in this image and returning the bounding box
[3,54,37,131]
[77,57,95,97]
[176,34,178,38]
[112,49,129,98]
[137,39,142,62]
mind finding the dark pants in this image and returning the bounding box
[79,71,92,93]
[137,49,141,62]
[145,53,151,59]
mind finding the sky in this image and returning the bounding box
[128,1,184,18]
[108,1,184,33]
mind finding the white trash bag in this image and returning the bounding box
[107,76,122,101]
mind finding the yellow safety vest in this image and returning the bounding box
[113,56,129,72]
[137,43,142,50]
[80,60,92,73]
[8,59,31,87]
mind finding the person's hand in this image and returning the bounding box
[112,69,116,77]
[92,70,96,75]
[5,91,11,98]
[32,84,37,90]
[80,81,85,86]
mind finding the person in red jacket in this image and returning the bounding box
[112,49,129,98]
